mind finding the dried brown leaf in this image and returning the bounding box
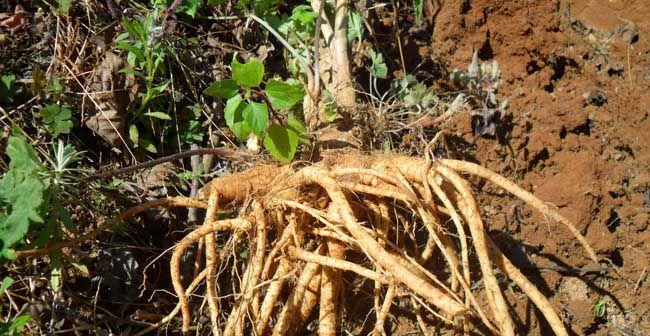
[84,52,134,146]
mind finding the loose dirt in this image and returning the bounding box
[421,0,649,334]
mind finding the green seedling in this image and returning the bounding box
[205,55,309,163]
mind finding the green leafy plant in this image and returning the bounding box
[276,4,317,74]
[178,104,205,144]
[39,104,73,138]
[0,277,12,295]
[235,0,284,18]
[56,0,73,15]
[45,140,86,187]
[0,74,18,105]
[0,267,28,335]
[594,298,607,318]
[176,0,203,18]
[347,9,364,46]
[392,74,438,112]
[205,56,308,163]
[0,136,83,262]
[367,49,388,99]
[414,0,424,26]
[0,314,30,336]
[116,10,170,114]
[0,136,49,260]
[178,167,205,182]
[115,1,184,153]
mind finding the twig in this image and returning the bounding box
[634,267,647,294]
[527,263,611,275]
[188,143,201,224]
[87,148,248,180]
[248,14,313,75]
[311,1,323,103]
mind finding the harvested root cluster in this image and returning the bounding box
[19,154,598,335]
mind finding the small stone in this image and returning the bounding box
[619,22,639,45]
[582,91,607,107]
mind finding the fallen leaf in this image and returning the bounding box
[0,5,28,33]
[85,52,134,146]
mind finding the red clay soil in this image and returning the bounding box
[421,0,649,334]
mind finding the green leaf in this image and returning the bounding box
[150,82,170,97]
[368,50,388,79]
[0,174,46,246]
[121,16,144,41]
[46,77,64,98]
[347,10,364,43]
[129,124,139,145]
[179,104,204,144]
[239,248,249,260]
[139,138,158,153]
[177,0,202,17]
[287,116,310,145]
[54,200,74,233]
[34,213,56,248]
[0,314,30,335]
[291,5,317,26]
[289,5,316,38]
[243,102,269,137]
[264,80,305,110]
[58,0,73,15]
[5,136,43,173]
[263,125,298,163]
[119,67,142,78]
[231,57,264,88]
[144,111,172,120]
[127,51,137,67]
[0,136,47,257]
[224,94,251,141]
[0,74,16,104]
[50,255,62,292]
[40,104,73,137]
[115,42,145,62]
[414,0,423,26]
[204,79,239,99]
[0,277,13,295]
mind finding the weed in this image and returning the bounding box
[0,135,84,262]
[392,73,439,112]
[39,104,73,138]
[368,49,388,99]
[115,1,177,152]
[0,74,18,105]
[451,51,508,137]
[0,314,30,335]
[594,298,608,318]
[204,55,308,162]
[116,7,171,114]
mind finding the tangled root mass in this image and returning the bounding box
[21,154,599,335]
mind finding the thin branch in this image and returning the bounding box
[248,13,312,75]
[311,2,324,103]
